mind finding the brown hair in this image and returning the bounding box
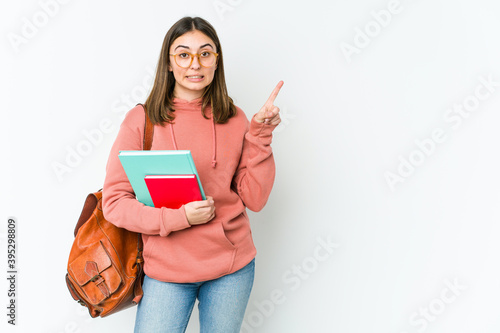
[144,16,237,125]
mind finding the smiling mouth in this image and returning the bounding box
[186,75,204,79]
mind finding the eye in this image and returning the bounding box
[200,51,211,57]
[178,53,190,58]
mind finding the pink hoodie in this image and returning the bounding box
[102,98,277,283]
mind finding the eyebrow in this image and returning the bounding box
[174,43,214,51]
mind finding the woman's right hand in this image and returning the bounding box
[184,196,215,225]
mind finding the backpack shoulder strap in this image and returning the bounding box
[137,103,154,151]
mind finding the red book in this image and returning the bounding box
[144,174,203,209]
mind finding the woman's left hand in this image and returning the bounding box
[254,81,284,126]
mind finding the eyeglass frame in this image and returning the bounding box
[169,51,219,68]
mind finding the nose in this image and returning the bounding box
[190,55,201,69]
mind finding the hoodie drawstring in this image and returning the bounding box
[211,113,217,168]
[170,122,178,150]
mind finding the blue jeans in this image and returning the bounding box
[134,258,255,333]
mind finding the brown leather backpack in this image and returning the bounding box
[65,104,153,318]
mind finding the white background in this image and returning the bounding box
[2,0,500,332]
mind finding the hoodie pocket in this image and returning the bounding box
[142,234,158,262]
[146,221,238,281]
[217,222,237,250]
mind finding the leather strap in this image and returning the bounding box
[138,103,154,151]
[133,102,151,291]
[136,103,151,259]
[85,261,111,298]
[132,261,144,304]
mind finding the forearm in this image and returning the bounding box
[232,115,278,212]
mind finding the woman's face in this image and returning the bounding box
[168,30,218,101]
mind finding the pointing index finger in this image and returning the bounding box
[265,80,284,106]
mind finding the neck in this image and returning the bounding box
[173,85,203,102]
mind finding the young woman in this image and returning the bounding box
[102,16,283,332]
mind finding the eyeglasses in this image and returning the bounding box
[169,51,219,68]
